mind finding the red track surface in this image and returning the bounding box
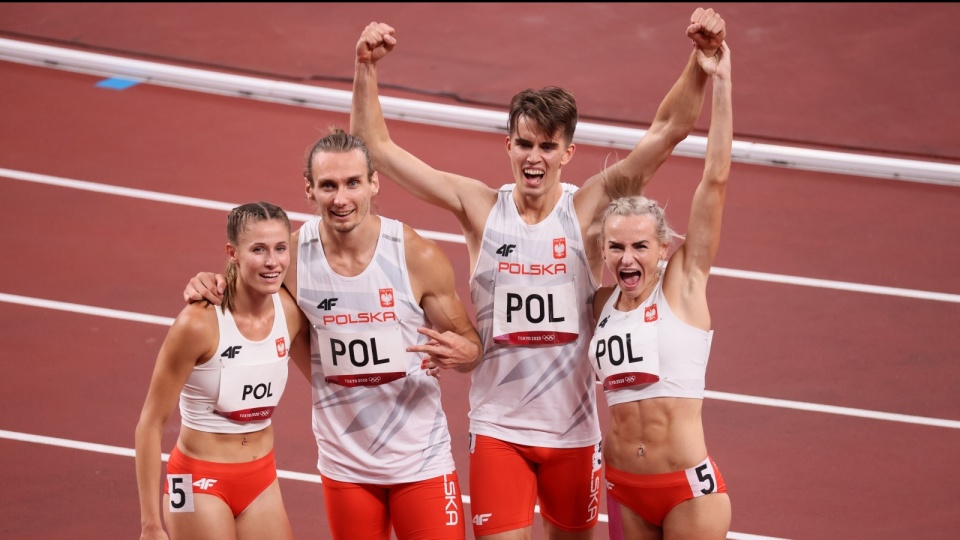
[1,4,959,540]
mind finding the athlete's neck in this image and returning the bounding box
[232,284,274,318]
[319,215,382,277]
[512,185,561,225]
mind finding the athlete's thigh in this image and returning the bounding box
[469,435,537,534]
[321,476,391,540]
[662,493,731,540]
[390,473,465,540]
[235,480,293,540]
[536,444,602,532]
[163,493,237,540]
[618,501,661,540]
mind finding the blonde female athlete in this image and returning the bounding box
[590,41,733,539]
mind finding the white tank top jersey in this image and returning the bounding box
[468,183,601,448]
[589,269,713,407]
[297,216,456,484]
[179,293,291,433]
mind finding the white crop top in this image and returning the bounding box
[588,268,713,407]
[179,293,290,433]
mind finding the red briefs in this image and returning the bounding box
[163,446,277,517]
[605,455,726,526]
[320,471,464,540]
[468,434,602,536]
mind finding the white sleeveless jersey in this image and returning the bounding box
[468,183,601,448]
[297,216,456,484]
[179,293,290,433]
[589,269,713,407]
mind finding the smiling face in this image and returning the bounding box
[305,148,379,235]
[506,115,575,197]
[601,213,668,304]
[227,218,290,297]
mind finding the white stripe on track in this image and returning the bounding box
[2,291,957,430]
[4,167,958,303]
[0,427,794,538]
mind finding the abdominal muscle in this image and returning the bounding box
[604,397,706,475]
[177,424,275,463]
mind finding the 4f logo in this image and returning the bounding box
[193,478,217,490]
[473,513,492,526]
[220,345,242,359]
[598,315,609,328]
[317,298,338,310]
[379,288,394,308]
[553,238,566,259]
[496,244,516,257]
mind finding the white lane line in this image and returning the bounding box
[0,429,793,538]
[0,167,464,244]
[704,391,960,429]
[2,291,957,430]
[4,167,959,302]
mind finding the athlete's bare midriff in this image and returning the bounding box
[604,397,707,475]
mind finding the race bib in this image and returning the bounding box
[492,281,579,345]
[685,457,719,496]
[317,325,408,386]
[589,316,660,391]
[166,474,194,513]
[214,357,288,422]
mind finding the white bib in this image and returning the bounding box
[492,281,579,345]
[317,325,408,386]
[214,357,288,422]
[589,316,660,390]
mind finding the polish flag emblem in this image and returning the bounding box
[379,288,394,307]
[275,337,287,357]
[553,238,566,259]
[644,304,658,323]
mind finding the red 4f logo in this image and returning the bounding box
[379,288,395,308]
[553,238,566,259]
[275,337,287,357]
[644,304,658,323]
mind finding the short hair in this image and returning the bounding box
[507,87,578,145]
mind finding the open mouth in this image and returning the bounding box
[523,168,545,184]
[619,269,641,288]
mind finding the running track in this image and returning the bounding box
[1,4,959,540]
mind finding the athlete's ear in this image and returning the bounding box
[303,176,313,202]
[225,242,237,262]
[560,142,576,166]
[370,171,380,196]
